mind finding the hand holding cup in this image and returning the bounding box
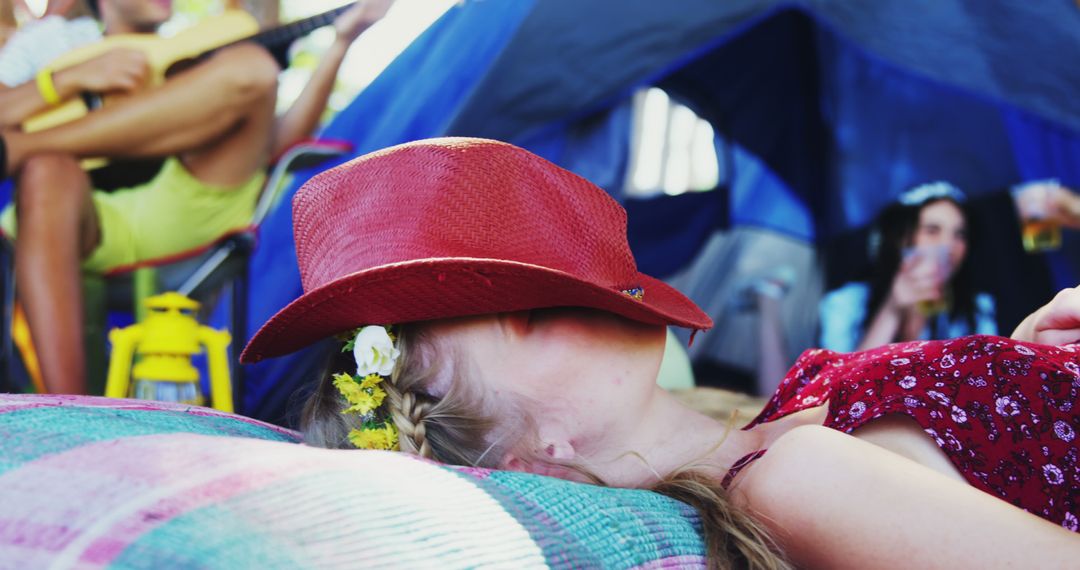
[892,246,949,315]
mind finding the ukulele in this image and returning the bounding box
[22,3,353,166]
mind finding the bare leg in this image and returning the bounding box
[5,43,279,185]
[14,154,100,394]
[11,44,278,394]
[175,46,278,186]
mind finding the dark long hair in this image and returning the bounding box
[864,197,978,337]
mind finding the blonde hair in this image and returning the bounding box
[301,323,790,570]
[655,470,791,570]
[302,325,523,467]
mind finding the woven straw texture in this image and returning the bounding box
[0,394,706,569]
[243,138,711,362]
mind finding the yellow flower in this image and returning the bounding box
[347,424,399,450]
[344,385,387,415]
[358,373,383,390]
[333,373,384,416]
[332,373,362,400]
[331,372,354,384]
[343,393,377,415]
[369,385,387,407]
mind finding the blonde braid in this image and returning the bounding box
[302,327,426,451]
[302,323,535,470]
[386,378,434,459]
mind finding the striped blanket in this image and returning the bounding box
[0,394,706,568]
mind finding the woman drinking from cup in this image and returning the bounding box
[819,182,996,352]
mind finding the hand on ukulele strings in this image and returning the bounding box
[333,0,395,45]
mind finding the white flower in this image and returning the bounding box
[849,401,867,419]
[1015,345,1035,356]
[951,406,968,424]
[899,375,917,390]
[353,326,400,377]
[995,396,1020,417]
[939,354,956,369]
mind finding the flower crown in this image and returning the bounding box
[334,325,401,451]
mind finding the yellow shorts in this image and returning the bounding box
[1,158,264,274]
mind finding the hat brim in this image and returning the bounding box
[241,258,712,363]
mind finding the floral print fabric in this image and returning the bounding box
[746,335,1080,531]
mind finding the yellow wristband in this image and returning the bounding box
[35,69,61,106]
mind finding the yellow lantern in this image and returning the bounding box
[105,292,233,412]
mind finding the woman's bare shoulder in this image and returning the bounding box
[730,425,859,502]
[754,424,856,467]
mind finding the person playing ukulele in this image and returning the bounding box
[0,0,392,394]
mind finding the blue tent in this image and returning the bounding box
[243,0,1080,422]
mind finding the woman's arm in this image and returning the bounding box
[272,0,392,157]
[735,425,1080,569]
[0,48,148,127]
[856,253,939,350]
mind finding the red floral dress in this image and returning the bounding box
[744,335,1080,531]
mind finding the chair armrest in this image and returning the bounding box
[253,139,354,226]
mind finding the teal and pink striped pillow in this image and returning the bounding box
[0,394,705,568]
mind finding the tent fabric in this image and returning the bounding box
[242,1,535,420]
[449,0,1080,141]
[448,0,1080,235]
[242,0,1080,420]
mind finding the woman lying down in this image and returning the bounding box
[240,137,1080,570]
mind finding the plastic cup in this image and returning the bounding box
[1016,180,1063,253]
[904,245,950,317]
[1022,219,1062,252]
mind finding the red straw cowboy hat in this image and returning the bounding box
[241,137,712,363]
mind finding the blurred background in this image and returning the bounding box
[2,0,1078,425]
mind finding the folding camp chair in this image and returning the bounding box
[0,140,352,405]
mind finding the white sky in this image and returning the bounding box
[292,0,457,92]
